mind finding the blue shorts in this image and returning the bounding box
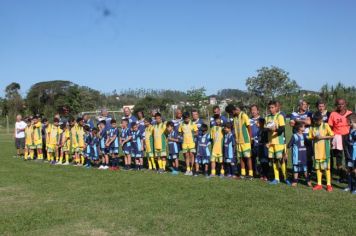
[90,155,99,161]
[224,157,235,164]
[131,151,143,158]
[168,154,178,160]
[110,147,119,154]
[293,164,307,173]
[122,145,131,155]
[100,147,110,155]
[195,155,210,165]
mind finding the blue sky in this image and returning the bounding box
[1,0,356,96]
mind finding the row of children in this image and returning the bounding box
[20,101,356,194]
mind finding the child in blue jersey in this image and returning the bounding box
[287,122,311,187]
[131,122,144,170]
[136,110,146,134]
[83,125,92,168]
[120,119,132,170]
[195,124,211,177]
[257,118,269,181]
[345,113,356,194]
[98,120,109,170]
[106,119,120,171]
[84,127,100,168]
[166,121,180,175]
[223,123,236,178]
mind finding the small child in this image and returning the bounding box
[144,118,156,170]
[308,111,334,192]
[120,119,132,170]
[210,114,224,177]
[75,117,85,166]
[24,118,34,160]
[106,119,120,171]
[166,121,180,175]
[83,125,92,168]
[195,124,211,177]
[223,123,236,178]
[84,127,100,168]
[58,123,70,165]
[32,116,44,160]
[257,118,269,181]
[153,113,168,173]
[287,122,312,187]
[46,118,61,164]
[345,113,356,194]
[131,122,144,170]
[98,120,109,170]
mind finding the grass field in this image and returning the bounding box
[1,128,356,236]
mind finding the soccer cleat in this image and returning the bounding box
[219,174,224,179]
[312,185,323,191]
[56,162,62,165]
[240,175,245,180]
[326,185,333,192]
[205,174,210,178]
[193,173,199,177]
[98,165,104,170]
[269,179,280,185]
[209,174,216,178]
[184,171,190,176]
[285,179,291,186]
[189,171,193,176]
[171,170,179,175]
[226,174,232,178]
[343,187,351,192]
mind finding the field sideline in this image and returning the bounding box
[0,129,355,235]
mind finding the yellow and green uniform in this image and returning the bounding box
[60,129,70,152]
[145,125,155,158]
[308,123,334,170]
[32,122,42,148]
[210,126,224,163]
[266,113,285,159]
[233,112,251,158]
[70,125,78,153]
[25,125,34,149]
[153,122,167,157]
[47,125,62,153]
[178,121,198,153]
[75,125,85,153]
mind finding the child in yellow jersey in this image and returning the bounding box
[69,118,78,162]
[178,112,198,176]
[58,123,70,165]
[32,116,43,160]
[46,118,62,164]
[75,118,85,165]
[24,118,34,160]
[210,114,224,177]
[309,112,334,192]
[266,101,288,185]
[153,113,168,173]
[144,118,156,171]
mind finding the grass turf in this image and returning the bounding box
[0,129,356,235]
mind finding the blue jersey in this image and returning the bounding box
[197,133,211,157]
[349,129,356,161]
[123,115,137,128]
[224,132,235,160]
[137,118,145,133]
[250,117,260,147]
[120,128,132,149]
[288,133,307,166]
[99,127,108,149]
[290,111,312,134]
[85,133,100,158]
[210,115,228,127]
[107,127,119,148]
[131,130,143,151]
[192,118,204,136]
[168,131,179,155]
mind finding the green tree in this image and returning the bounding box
[4,82,24,117]
[186,87,207,109]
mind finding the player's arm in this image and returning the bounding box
[287,135,294,149]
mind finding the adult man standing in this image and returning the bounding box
[14,115,27,158]
[250,105,261,176]
[315,100,331,123]
[328,98,352,182]
[122,107,137,128]
[97,108,112,129]
[83,113,95,130]
[210,106,228,127]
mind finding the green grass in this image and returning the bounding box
[0,129,356,236]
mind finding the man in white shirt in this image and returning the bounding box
[14,114,27,158]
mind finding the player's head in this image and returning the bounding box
[214,114,221,126]
[183,111,190,123]
[136,110,144,119]
[268,100,278,114]
[121,118,128,128]
[131,122,138,131]
[316,99,326,112]
[154,112,162,123]
[166,121,174,132]
[312,111,323,125]
[213,106,221,115]
[144,117,152,127]
[42,117,48,126]
[294,121,305,133]
[60,123,66,130]
[76,117,84,126]
[175,109,183,119]
[53,117,60,126]
[258,117,265,127]
[32,115,39,123]
[111,119,117,128]
[16,114,22,122]
[225,104,236,116]
[99,120,106,129]
[83,125,90,132]
[92,127,98,135]
[201,123,208,134]
[224,122,232,133]
[250,104,259,117]
[191,109,199,120]
[335,98,346,112]
[298,99,308,112]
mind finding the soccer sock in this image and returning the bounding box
[262,163,269,177]
[317,169,322,185]
[59,154,63,163]
[65,153,69,163]
[38,153,43,160]
[158,159,162,169]
[211,169,216,175]
[162,160,166,170]
[248,169,253,177]
[81,156,85,165]
[150,158,156,170]
[24,150,28,160]
[30,150,34,159]
[241,168,246,176]
[148,158,152,169]
[225,164,231,175]
[220,165,225,175]
[187,166,191,172]
[281,162,287,180]
[273,162,279,181]
[326,169,331,186]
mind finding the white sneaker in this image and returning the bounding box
[56,162,62,165]
[102,165,109,170]
[63,162,69,165]
[184,171,189,175]
[189,171,193,176]
[98,165,104,170]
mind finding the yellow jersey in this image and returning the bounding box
[233,112,250,144]
[308,123,334,161]
[178,121,198,147]
[266,113,285,145]
[47,125,62,146]
[32,122,42,144]
[25,125,33,145]
[210,126,224,156]
[153,122,167,151]
[144,125,154,153]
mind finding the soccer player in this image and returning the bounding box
[345,113,356,194]
[210,106,228,127]
[153,113,168,173]
[223,123,236,178]
[122,107,137,128]
[24,118,34,160]
[287,122,311,187]
[309,111,334,192]
[178,112,198,176]
[46,118,61,164]
[250,105,261,176]
[266,101,287,185]
[210,114,224,177]
[120,119,132,170]
[257,118,269,181]
[195,124,211,177]
[83,125,92,168]
[144,118,156,170]
[32,116,43,160]
[75,117,85,166]
[166,121,180,175]
[58,123,70,165]
[231,104,253,179]
[131,122,144,170]
[136,110,146,133]
[107,119,120,170]
[98,120,109,170]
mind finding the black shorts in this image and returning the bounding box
[15,138,25,149]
